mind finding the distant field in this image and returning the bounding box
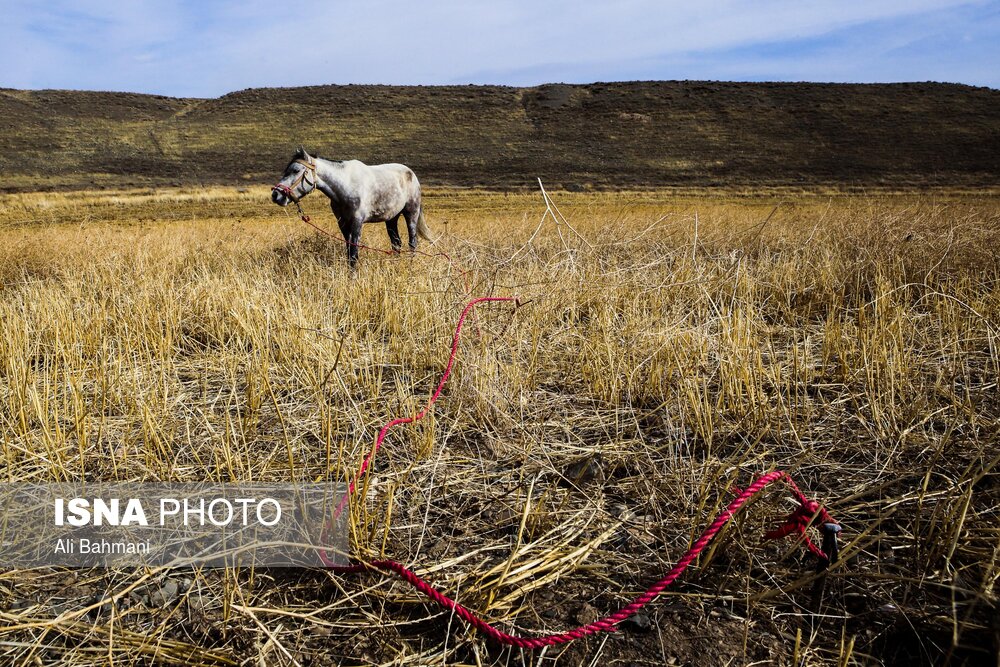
[0,188,998,665]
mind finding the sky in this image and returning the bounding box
[0,0,997,97]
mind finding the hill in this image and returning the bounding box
[1,81,998,191]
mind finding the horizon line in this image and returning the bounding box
[2,78,996,100]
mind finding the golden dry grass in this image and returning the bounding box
[0,187,998,665]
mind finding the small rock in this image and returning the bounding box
[307,624,332,638]
[574,603,599,626]
[10,599,32,612]
[562,456,604,485]
[187,591,207,612]
[485,506,519,527]
[621,613,652,632]
[877,603,900,617]
[427,539,449,558]
[48,599,75,616]
[150,580,180,606]
[536,589,556,601]
[610,503,633,520]
[87,596,114,620]
[541,606,561,619]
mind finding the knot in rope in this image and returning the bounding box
[765,499,819,539]
[764,496,836,561]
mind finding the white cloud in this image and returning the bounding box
[0,0,994,95]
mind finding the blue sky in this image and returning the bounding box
[1,1,997,97]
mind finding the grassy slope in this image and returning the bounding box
[1,81,999,191]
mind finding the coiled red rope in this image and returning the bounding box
[294,211,840,649]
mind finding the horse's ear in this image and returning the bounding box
[296,146,311,159]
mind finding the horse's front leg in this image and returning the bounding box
[346,219,364,270]
[336,217,360,270]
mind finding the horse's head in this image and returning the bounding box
[272,147,318,207]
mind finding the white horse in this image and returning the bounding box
[271,147,432,266]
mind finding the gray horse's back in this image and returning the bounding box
[370,162,420,191]
[342,160,416,184]
[349,161,420,223]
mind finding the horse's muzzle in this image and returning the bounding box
[271,187,290,206]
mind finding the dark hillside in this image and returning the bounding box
[1,81,998,190]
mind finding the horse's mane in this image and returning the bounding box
[293,147,341,164]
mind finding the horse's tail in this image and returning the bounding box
[416,209,435,243]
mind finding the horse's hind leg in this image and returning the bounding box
[386,215,402,253]
[403,205,420,251]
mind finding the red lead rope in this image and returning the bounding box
[285,210,841,648]
[330,296,516,519]
[316,295,840,649]
[331,473,836,650]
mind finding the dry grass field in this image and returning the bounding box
[0,187,998,665]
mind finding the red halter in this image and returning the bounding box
[271,158,317,202]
